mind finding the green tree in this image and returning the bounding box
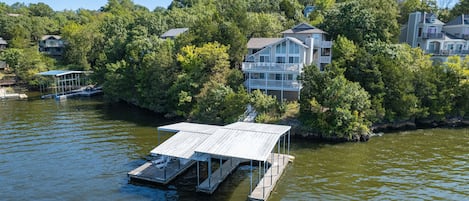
[300,64,372,141]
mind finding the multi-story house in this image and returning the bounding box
[161,28,189,39]
[400,12,469,63]
[39,35,65,56]
[0,37,7,50]
[242,23,332,101]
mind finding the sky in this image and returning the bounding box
[2,0,173,11]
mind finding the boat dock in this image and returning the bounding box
[128,158,195,185]
[37,70,102,100]
[129,122,294,200]
[196,158,243,194]
[249,153,293,201]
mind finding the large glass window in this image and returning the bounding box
[321,48,331,56]
[289,42,299,54]
[284,74,293,80]
[260,56,270,62]
[288,56,299,63]
[276,41,286,54]
[276,57,285,63]
[250,73,265,79]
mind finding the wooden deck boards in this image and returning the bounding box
[248,153,293,201]
[128,159,195,185]
[197,158,242,194]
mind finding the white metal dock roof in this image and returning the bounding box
[195,128,281,161]
[150,131,210,159]
[224,122,291,135]
[157,122,221,134]
[151,122,291,162]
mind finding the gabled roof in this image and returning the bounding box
[41,35,62,41]
[419,13,445,25]
[446,14,469,26]
[246,38,282,49]
[281,22,326,34]
[0,37,7,45]
[161,28,189,38]
[247,37,308,50]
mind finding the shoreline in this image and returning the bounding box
[287,116,469,143]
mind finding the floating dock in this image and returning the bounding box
[249,153,293,201]
[130,122,294,200]
[196,158,243,194]
[128,158,195,185]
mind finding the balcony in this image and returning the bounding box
[421,33,443,39]
[244,79,301,91]
[319,56,331,64]
[313,40,333,48]
[242,62,302,72]
[426,49,469,55]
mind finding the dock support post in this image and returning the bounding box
[283,134,286,164]
[278,140,280,174]
[208,158,211,188]
[197,161,200,186]
[263,161,265,199]
[271,153,273,183]
[258,161,261,185]
[287,131,290,155]
[250,160,253,193]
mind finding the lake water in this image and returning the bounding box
[1,98,468,200]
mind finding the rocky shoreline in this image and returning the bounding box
[288,116,469,143]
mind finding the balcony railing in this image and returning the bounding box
[313,40,333,48]
[244,79,301,90]
[242,62,302,72]
[422,33,443,39]
[426,49,469,55]
[319,56,331,64]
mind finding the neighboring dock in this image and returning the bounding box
[37,70,102,100]
[0,88,27,99]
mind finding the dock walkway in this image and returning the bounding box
[197,158,242,194]
[128,159,195,185]
[249,153,293,201]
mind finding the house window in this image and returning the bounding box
[289,42,299,54]
[250,73,265,79]
[321,48,331,56]
[276,57,286,63]
[288,56,299,63]
[312,34,321,40]
[284,74,293,80]
[418,28,422,37]
[276,41,286,54]
[260,55,270,62]
[268,73,282,80]
[275,74,282,80]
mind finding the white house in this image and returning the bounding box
[400,12,469,63]
[242,23,332,101]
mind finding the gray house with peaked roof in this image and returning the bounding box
[400,12,469,63]
[242,23,332,101]
[39,35,65,56]
[0,37,7,50]
[161,28,189,39]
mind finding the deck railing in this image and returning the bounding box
[242,62,302,72]
[245,80,301,90]
[319,56,331,63]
